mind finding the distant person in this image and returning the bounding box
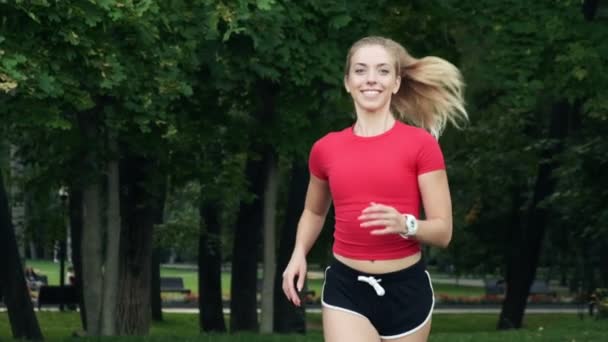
[24,267,44,291]
[282,36,467,342]
[53,241,60,263]
[66,266,75,285]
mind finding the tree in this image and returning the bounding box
[116,153,166,334]
[208,1,387,332]
[0,171,43,340]
[9,144,26,258]
[198,200,226,332]
[0,0,200,335]
[273,163,308,334]
[439,0,608,328]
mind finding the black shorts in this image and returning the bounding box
[321,258,434,339]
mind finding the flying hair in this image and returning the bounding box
[345,36,468,138]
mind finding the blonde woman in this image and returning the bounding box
[281,36,467,342]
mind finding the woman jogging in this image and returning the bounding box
[281,36,467,342]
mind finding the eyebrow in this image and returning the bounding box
[354,63,391,67]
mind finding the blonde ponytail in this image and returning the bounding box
[345,36,468,138]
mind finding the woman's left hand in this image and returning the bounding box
[358,202,408,236]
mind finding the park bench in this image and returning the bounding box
[37,285,79,310]
[255,279,316,303]
[529,280,557,297]
[484,278,556,297]
[0,273,49,303]
[484,278,506,295]
[160,276,191,294]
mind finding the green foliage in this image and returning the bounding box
[416,0,608,277]
[2,0,607,289]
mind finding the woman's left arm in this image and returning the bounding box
[414,169,453,248]
[359,169,453,248]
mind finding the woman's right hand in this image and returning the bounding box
[281,253,307,307]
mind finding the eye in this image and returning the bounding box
[354,68,365,74]
[379,69,390,75]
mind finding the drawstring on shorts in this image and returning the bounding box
[357,275,385,296]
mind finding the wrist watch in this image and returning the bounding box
[400,214,418,238]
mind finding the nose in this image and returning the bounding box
[365,70,377,84]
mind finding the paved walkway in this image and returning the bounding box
[2,304,583,315]
[160,305,584,315]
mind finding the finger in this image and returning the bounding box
[297,269,305,293]
[291,273,302,307]
[282,276,292,301]
[361,205,383,214]
[296,267,307,306]
[369,227,399,235]
[285,271,300,305]
[289,278,299,306]
[361,203,395,214]
[358,212,393,221]
[360,219,392,227]
[284,274,298,305]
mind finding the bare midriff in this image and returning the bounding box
[334,251,421,274]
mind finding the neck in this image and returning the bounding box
[354,111,395,137]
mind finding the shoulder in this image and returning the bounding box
[311,125,352,150]
[395,121,438,145]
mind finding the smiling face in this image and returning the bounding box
[344,44,401,116]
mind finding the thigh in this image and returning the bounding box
[323,307,380,342]
[381,318,431,342]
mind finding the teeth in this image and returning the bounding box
[362,90,380,97]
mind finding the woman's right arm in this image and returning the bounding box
[282,174,332,307]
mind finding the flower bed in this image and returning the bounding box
[435,293,565,305]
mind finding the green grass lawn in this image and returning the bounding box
[432,283,485,297]
[0,312,606,341]
[12,260,600,341]
[24,260,484,299]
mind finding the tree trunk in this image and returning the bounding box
[0,171,43,340]
[150,248,163,321]
[69,186,87,330]
[260,153,279,333]
[581,239,596,295]
[198,198,226,332]
[600,241,608,288]
[230,157,266,332]
[82,182,104,335]
[9,144,25,258]
[116,154,165,335]
[101,151,121,335]
[153,180,166,319]
[76,106,105,335]
[498,101,572,329]
[151,178,167,322]
[274,163,308,334]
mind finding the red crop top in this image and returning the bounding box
[308,120,445,260]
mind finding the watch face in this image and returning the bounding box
[405,216,417,235]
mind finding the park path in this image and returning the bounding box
[1,304,584,315]
[163,305,584,314]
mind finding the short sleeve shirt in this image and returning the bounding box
[308,120,445,260]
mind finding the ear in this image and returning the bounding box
[393,75,401,94]
[344,76,350,93]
